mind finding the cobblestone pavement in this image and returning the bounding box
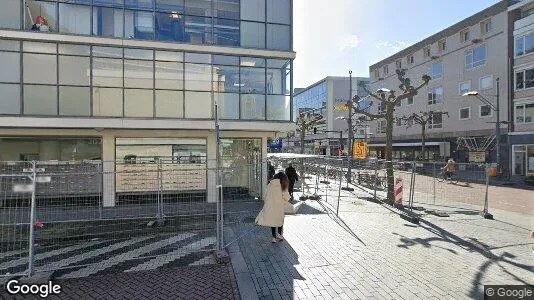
[1,265,239,300]
[229,185,533,299]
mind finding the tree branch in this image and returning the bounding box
[359,84,387,103]
[353,109,385,120]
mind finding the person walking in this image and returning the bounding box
[255,172,291,243]
[443,158,456,181]
[268,162,275,181]
[285,163,299,199]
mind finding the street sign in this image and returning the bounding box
[353,141,367,159]
[35,176,52,183]
[13,184,34,193]
[468,151,485,163]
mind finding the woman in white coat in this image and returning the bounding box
[255,172,291,243]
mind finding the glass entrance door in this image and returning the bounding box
[221,139,262,200]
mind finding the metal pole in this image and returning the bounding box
[337,159,342,216]
[347,71,353,183]
[373,162,378,202]
[483,163,493,219]
[28,161,37,277]
[495,78,500,173]
[432,162,436,205]
[215,104,222,251]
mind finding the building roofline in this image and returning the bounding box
[509,0,534,11]
[294,76,370,96]
[369,0,514,71]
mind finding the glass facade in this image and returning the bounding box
[8,0,291,51]
[0,40,292,121]
[293,81,327,123]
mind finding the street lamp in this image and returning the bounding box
[462,77,504,172]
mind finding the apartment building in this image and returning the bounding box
[0,0,295,206]
[281,76,370,155]
[367,1,514,168]
[509,0,534,177]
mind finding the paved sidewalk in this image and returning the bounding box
[228,187,533,299]
[1,265,239,300]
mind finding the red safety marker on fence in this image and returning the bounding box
[394,178,403,208]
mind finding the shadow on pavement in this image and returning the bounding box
[394,217,533,298]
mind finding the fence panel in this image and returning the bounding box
[0,162,33,277]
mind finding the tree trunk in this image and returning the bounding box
[421,123,426,161]
[385,103,395,205]
[300,127,305,154]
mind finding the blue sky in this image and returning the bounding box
[293,0,501,88]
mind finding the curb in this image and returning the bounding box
[224,228,259,300]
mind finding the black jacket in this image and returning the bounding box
[285,166,299,183]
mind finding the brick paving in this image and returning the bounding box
[1,265,239,300]
[228,186,533,299]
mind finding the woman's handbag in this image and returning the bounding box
[284,201,303,214]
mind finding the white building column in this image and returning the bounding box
[206,133,217,203]
[102,132,116,207]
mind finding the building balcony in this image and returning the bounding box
[514,13,534,32]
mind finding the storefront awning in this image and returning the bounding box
[368,142,445,147]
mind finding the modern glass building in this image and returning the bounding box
[0,0,295,206]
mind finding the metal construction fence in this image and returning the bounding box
[0,159,263,278]
[0,156,492,278]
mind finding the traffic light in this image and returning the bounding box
[313,127,317,134]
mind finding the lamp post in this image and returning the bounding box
[347,71,353,183]
[463,77,502,170]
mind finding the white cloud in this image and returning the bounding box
[339,34,360,51]
[375,40,413,52]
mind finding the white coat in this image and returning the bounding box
[255,179,291,227]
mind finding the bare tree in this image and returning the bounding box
[296,112,325,154]
[353,69,430,205]
[397,111,449,160]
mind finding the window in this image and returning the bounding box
[241,67,266,94]
[383,65,389,75]
[373,69,380,80]
[407,96,414,105]
[481,19,492,35]
[515,102,534,123]
[377,102,386,114]
[92,57,123,87]
[93,87,123,117]
[407,55,414,65]
[479,105,493,118]
[438,39,446,52]
[241,94,265,120]
[185,91,212,118]
[266,24,291,51]
[124,89,154,117]
[125,10,154,40]
[24,54,57,85]
[459,81,471,95]
[430,62,442,80]
[215,93,239,119]
[465,45,486,69]
[0,0,21,29]
[0,52,20,83]
[59,86,90,116]
[124,59,153,88]
[460,28,470,43]
[0,84,20,114]
[93,7,124,38]
[516,69,534,90]
[515,32,534,57]
[59,4,91,35]
[423,46,430,58]
[26,0,57,31]
[156,61,184,90]
[24,85,57,115]
[459,107,470,120]
[214,18,239,46]
[479,75,493,91]
[241,22,265,49]
[428,86,443,105]
[156,90,184,118]
[155,12,185,42]
[395,60,402,70]
[267,95,290,120]
[214,0,239,20]
[241,0,265,21]
[59,56,90,86]
[267,0,291,25]
[377,120,386,134]
[428,112,443,129]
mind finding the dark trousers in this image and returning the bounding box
[271,226,283,238]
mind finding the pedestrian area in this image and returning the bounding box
[228,190,533,299]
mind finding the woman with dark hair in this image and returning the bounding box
[255,172,291,243]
